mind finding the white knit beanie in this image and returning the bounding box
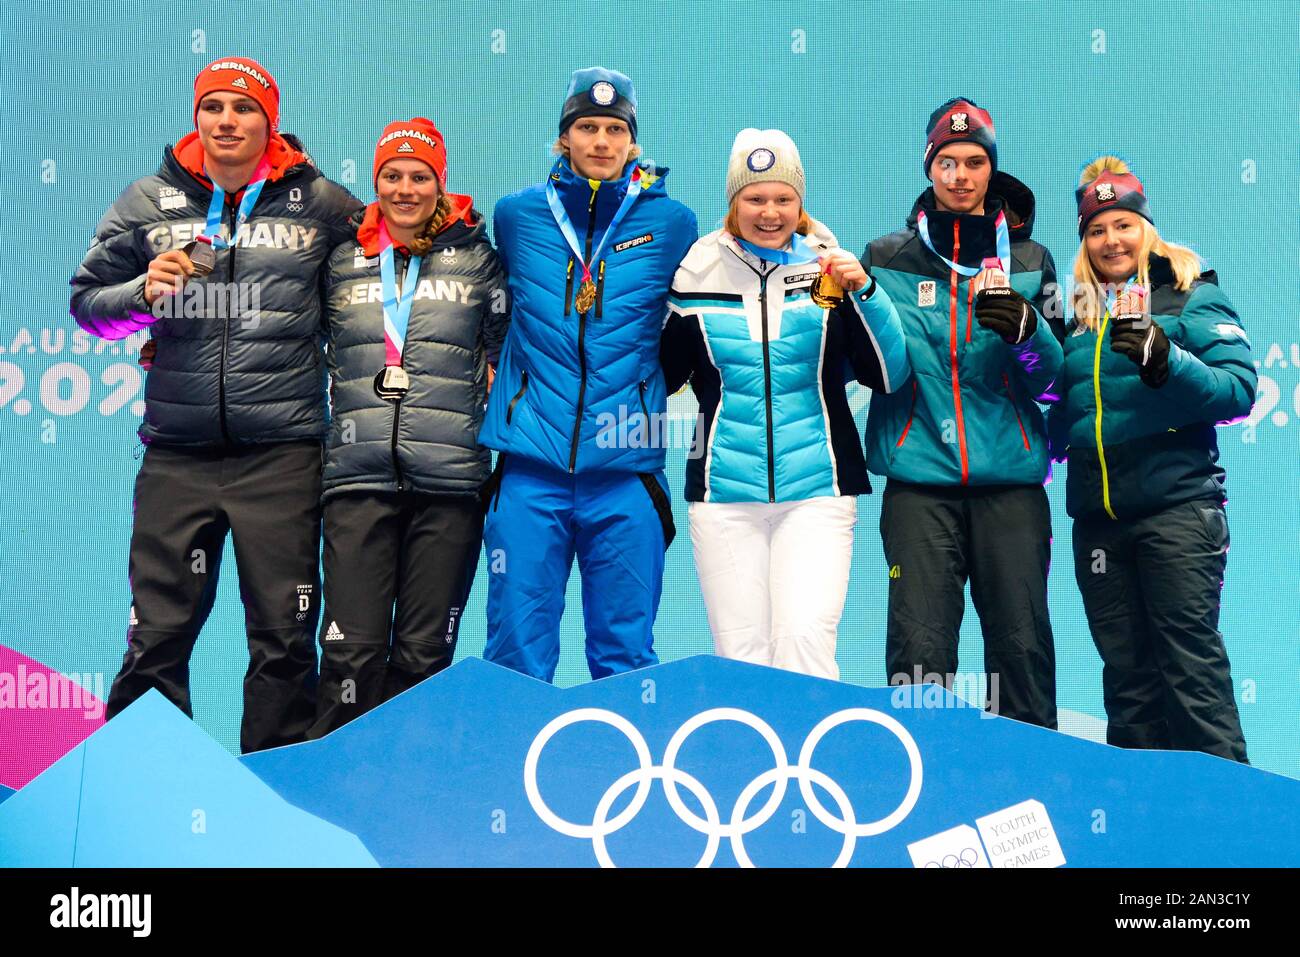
[726,128,805,203]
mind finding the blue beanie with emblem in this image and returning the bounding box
[558,66,638,142]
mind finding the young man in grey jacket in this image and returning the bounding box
[69,56,360,752]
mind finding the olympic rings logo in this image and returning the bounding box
[924,848,980,868]
[523,707,924,868]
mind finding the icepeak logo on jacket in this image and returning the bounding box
[614,233,653,253]
[1049,254,1256,521]
[479,156,699,474]
[863,170,1065,488]
[664,226,910,504]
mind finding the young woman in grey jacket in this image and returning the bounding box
[308,117,510,736]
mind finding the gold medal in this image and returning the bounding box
[810,272,844,309]
[575,278,597,315]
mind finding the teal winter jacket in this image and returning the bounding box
[1048,254,1256,521]
[862,172,1065,487]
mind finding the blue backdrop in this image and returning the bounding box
[1,1,1296,773]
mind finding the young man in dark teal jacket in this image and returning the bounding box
[861,97,1064,728]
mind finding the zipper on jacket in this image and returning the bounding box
[566,182,601,473]
[1093,312,1117,519]
[507,370,529,424]
[638,379,649,421]
[218,197,236,445]
[564,260,574,317]
[760,267,776,503]
[948,220,970,485]
[965,280,975,344]
[722,243,779,501]
[390,396,405,491]
[595,259,606,320]
[389,250,410,491]
[1002,372,1031,451]
[896,380,918,447]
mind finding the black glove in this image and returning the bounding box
[974,285,1036,345]
[1110,313,1170,388]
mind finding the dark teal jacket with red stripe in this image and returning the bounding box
[860,172,1064,486]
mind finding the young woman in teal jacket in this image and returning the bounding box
[1051,156,1256,762]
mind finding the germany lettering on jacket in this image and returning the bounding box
[146,221,319,252]
[614,233,653,253]
[345,279,476,306]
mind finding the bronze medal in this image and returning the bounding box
[810,272,844,309]
[182,240,216,278]
[575,278,597,315]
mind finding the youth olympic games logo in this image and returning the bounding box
[524,707,924,867]
[747,148,776,172]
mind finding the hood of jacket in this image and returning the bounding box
[1144,252,1217,291]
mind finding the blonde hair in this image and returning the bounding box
[1072,156,1202,327]
[724,201,812,239]
[407,190,455,257]
[551,137,642,163]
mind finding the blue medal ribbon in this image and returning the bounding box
[734,232,821,266]
[200,156,271,249]
[545,164,644,285]
[378,219,422,365]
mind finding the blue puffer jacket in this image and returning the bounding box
[663,225,909,504]
[862,173,1065,487]
[479,157,698,473]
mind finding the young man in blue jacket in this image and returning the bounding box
[861,98,1065,727]
[478,67,698,682]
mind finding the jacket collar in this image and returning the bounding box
[169,130,311,196]
[547,155,668,205]
[717,228,829,268]
[905,171,1038,269]
[1145,253,1216,290]
[907,170,1037,236]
